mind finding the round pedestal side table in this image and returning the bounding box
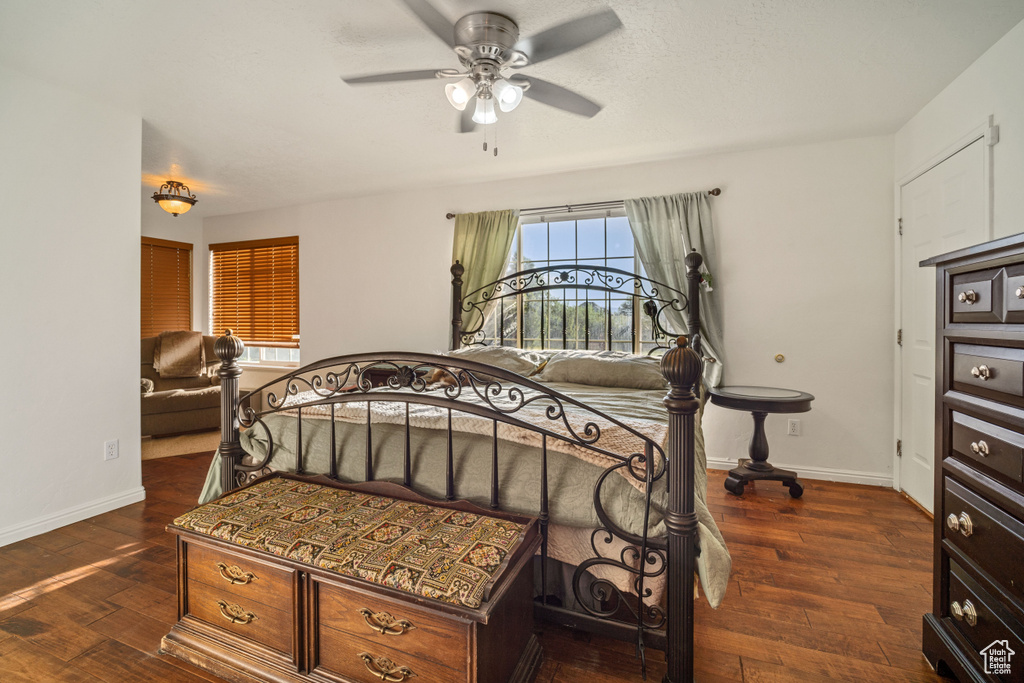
[708,385,815,498]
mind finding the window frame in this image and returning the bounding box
[209,236,300,367]
[141,236,193,338]
[483,211,656,354]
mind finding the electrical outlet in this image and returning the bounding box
[787,419,801,436]
[104,439,119,461]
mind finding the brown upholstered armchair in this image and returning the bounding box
[140,335,221,437]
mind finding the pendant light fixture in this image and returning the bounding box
[152,181,197,217]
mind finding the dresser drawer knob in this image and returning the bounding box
[1016,286,1024,299]
[358,652,416,681]
[216,562,258,585]
[969,440,990,457]
[950,599,978,627]
[216,600,258,625]
[358,608,416,636]
[958,512,974,537]
[970,365,992,380]
[945,514,960,532]
[958,290,978,304]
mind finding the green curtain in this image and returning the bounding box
[452,209,520,345]
[625,192,724,387]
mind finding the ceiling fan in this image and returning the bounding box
[342,0,622,133]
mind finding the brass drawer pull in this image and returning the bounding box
[216,562,258,585]
[216,599,258,625]
[358,608,416,636]
[958,512,974,537]
[958,290,978,304]
[970,365,992,380]
[970,440,990,456]
[358,653,416,681]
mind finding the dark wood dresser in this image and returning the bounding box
[922,234,1024,682]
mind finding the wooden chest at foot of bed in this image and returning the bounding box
[160,475,542,683]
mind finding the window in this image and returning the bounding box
[209,236,299,364]
[141,237,192,338]
[480,213,658,353]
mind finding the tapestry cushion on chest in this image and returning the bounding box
[172,477,528,609]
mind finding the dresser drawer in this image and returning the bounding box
[186,541,295,613]
[314,579,468,674]
[947,561,1024,681]
[952,268,1002,323]
[1004,264,1024,324]
[944,478,1024,606]
[951,413,1024,483]
[187,577,293,654]
[952,344,1024,402]
[316,626,465,683]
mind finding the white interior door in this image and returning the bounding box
[899,137,987,511]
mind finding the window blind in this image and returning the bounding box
[209,236,299,347]
[141,237,192,338]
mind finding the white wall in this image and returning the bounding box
[205,135,896,485]
[0,65,144,546]
[896,19,1024,239]
[142,201,204,332]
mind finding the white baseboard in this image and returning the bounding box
[0,486,147,548]
[706,458,893,488]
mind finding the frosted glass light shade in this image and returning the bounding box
[492,79,523,112]
[444,77,475,111]
[472,97,497,124]
[156,198,194,216]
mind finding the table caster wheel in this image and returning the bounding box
[786,481,804,498]
[724,475,746,496]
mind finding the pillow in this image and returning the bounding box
[141,378,155,394]
[447,345,549,377]
[533,349,667,390]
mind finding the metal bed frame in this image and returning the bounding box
[213,251,706,683]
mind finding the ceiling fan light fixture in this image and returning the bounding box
[493,78,523,112]
[472,96,497,125]
[444,77,475,110]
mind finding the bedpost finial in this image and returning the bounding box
[215,330,245,363]
[451,261,464,278]
[661,335,701,398]
[684,249,702,271]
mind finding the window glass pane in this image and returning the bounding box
[606,217,633,258]
[549,221,575,261]
[521,223,547,264]
[586,299,607,350]
[576,219,604,259]
[611,296,632,345]
[523,301,542,348]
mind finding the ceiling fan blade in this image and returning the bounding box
[458,106,477,134]
[342,69,445,85]
[513,8,622,66]
[398,0,456,48]
[513,76,602,118]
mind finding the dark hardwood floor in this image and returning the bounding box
[0,453,947,682]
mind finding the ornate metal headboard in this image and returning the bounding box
[450,253,705,357]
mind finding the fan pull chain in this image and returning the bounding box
[494,123,498,157]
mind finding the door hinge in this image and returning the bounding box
[897,328,902,346]
[987,125,1000,146]
[898,217,903,236]
[897,439,902,458]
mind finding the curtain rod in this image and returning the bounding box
[445,188,721,220]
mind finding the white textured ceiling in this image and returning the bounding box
[2,0,1023,218]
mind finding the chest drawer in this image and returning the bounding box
[952,268,1002,323]
[186,541,295,613]
[187,576,293,654]
[944,478,1024,607]
[953,344,1024,403]
[313,579,468,675]
[947,561,1024,681]
[951,413,1024,483]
